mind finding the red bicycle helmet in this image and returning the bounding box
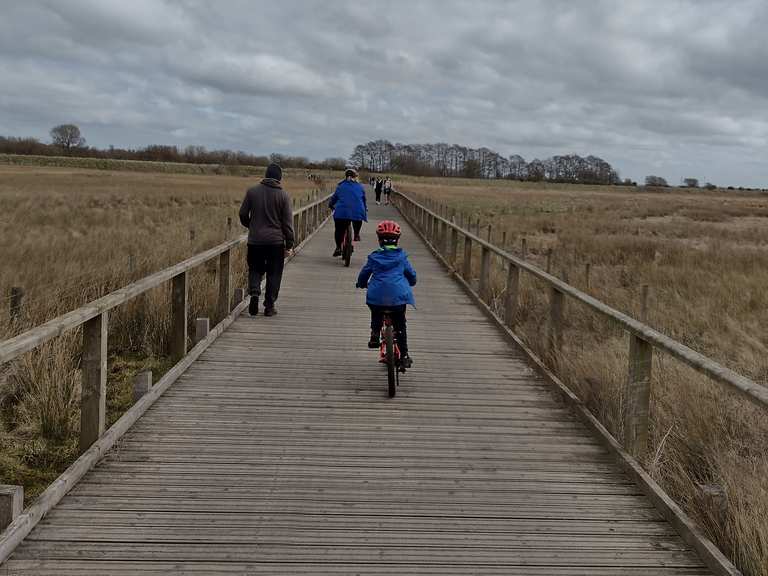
[376,220,401,240]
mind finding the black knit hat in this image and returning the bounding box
[265,163,282,181]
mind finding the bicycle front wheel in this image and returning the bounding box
[384,325,396,398]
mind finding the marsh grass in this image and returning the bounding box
[403,178,768,575]
[0,165,320,502]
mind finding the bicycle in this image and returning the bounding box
[341,221,353,267]
[379,309,406,398]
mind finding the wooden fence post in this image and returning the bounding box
[232,287,245,311]
[450,217,458,266]
[546,248,553,273]
[441,219,449,255]
[624,335,652,456]
[0,485,23,531]
[521,238,528,259]
[195,317,210,344]
[227,216,232,237]
[9,287,23,322]
[479,246,491,302]
[171,272,188,361]
[463,236,473,280]
[80,312,107,453]
[504,263,520,327]
[133,370,152,403]
[640,284,650,322]
[486,224,492,242]
[546,287,564,365]
[585,263,591,290]
[218,249,231,321]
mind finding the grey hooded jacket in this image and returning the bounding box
[238,178,295,248]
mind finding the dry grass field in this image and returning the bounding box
[0,165,324,502]
[2,164,767,574]
[398,176,768,576]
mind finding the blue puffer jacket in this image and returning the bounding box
[356,247,417,307]
[329,180,367,221]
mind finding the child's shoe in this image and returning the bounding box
[368,330,380,349]
[400,353,413,369]
[248,297,258,316]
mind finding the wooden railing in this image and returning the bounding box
[394,191,768,457]
[0,191,332,549]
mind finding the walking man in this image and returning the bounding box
[239,163,294,317]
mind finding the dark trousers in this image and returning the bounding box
[247,244,285,308]
[334,219,363,248]
[375,188,382,202]
[369,304,408,354]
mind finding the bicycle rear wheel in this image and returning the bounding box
[342,224,353,267]
[384,325,396,398]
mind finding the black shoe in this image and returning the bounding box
[248,298,258,316]
[368,331,380,349]
[354,234,361,242]
[264,307,277,317]
[400,353,412,369]
[333,248,342,257]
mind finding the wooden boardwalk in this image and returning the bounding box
[2,203,712,574]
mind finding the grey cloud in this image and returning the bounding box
[1,0,767,185]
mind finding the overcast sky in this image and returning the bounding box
[1,0,767,186]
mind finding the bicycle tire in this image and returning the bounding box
[384,325,396,398]
[342,225,353,267]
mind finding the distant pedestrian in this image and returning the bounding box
[238,163,294,317]
[374,177,383,205]
[383,177,393,205]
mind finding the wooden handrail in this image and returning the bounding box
[394,190,768,453]
[0,193,332,365]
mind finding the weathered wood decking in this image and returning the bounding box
[2,203,711,574]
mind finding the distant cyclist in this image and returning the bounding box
[356,220,417,368]
[329,167,368,257]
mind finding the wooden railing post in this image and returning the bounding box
[133,370,152,403]
[504,263,520,327]
[625,335,652,456]
[218,249,231,321]
[463,236,473,280]
[546,287,564,365]
[0,485,23,531]
[450,217,458,266]
[232,287,245,311]
[441,219,449,255]
[171,271,188,361]
[479,246,491,302]
[9,287,23,323]
[195,317,210,344]
[80,312,107,453]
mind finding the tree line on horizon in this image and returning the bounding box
[3,125,762,190]
[0,125,348,170]
[350,139,624,185]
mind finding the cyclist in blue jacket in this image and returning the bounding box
[356,220,417,368]
[329,168,367,257]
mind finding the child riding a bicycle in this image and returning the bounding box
[355,220,417,368]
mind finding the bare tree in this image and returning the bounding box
[50,124,86,153]
[683,178,699,188]
[645,175,668,187]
